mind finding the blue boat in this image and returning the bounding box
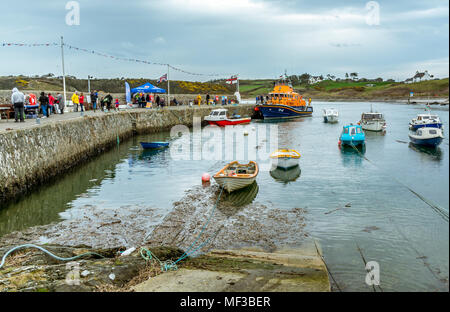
[257,104,313,119]
[339,124,366,147]
[140,142,169,149]
[408,128,444,147]
[409,113,443,131]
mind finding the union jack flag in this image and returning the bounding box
[158,74,168,83]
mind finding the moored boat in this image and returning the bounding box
[408,127,444,147]
[359,110,386,132]
[140,142,169,149]
[204,108,251,127]
[323,108,339,123]
[270,149,301,169]
[409,113,443,131]
[213,161,258,192]
[255,75,313,119]
[339,124,365,147]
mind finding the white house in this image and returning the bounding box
[309,76,323,84]
[411,70,434,83]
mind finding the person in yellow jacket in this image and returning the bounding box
[197,95,202,106]
[71,92,80,112]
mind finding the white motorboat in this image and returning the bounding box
[204,108,251,127]
[409,113,443,131]
[359,111,386,132]
[270,149,301,169]
[323,108,339,123]
[409,127,444,147]
[213,161,258,192]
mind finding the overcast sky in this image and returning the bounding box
[0,0,448,81]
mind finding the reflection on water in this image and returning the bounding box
[408,143,443,161]
[218,181,259,216]
[0,144,127,236]
[270,165,301,184]
[340,144,365,167]
[138,148,170,161]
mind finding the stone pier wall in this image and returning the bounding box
[0,105,254,204]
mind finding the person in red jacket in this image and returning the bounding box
[48,93,56,114]
[79,93,85,112]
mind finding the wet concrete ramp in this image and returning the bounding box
[133,245,330,292]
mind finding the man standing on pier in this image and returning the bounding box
[11,87,25,122]
[56,93,65,114]
[90,90,98,112]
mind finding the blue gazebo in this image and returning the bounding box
[131,82,166,94]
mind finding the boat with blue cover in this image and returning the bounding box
[339,124,365,147]
[140,141,170,149]
[408,127,444,147]
[409,113,443,131]
[255,74,313,119]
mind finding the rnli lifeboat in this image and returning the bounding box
[256,76,313,119]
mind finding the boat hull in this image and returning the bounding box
[257,104,313,119]
[408,135,443,147]
[360,120,385,132]
[140,142,169,149]
[324,115,338,123]
[271,157,299,169]
[214,176,256,192]
[340,140,365,146]
[206,118,251,127]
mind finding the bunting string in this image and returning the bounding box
[1,41,231,78]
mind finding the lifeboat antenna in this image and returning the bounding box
[284,69,293,87]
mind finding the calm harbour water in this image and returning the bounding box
[0,101,448,291]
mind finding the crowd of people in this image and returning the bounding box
[9,87,123,122]
[256,95,269,104]
[132,93,167,108]
[9,87,242,123]
[11,87,66,122]
[129,92,237,108]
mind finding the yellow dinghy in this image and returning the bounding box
[213,161,259,192]
[270,149,301,169]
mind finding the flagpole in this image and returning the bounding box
[167,64,170,106]
[60,36,67,107]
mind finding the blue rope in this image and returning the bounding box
[140,247,177,272]
[172,186,224,265]
[143,186,224,272]
[0,244,104,270]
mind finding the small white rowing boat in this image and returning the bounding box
[270,149,301,169]
[213,161,259,192]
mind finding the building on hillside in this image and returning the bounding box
[309,76,323,84]
[405,70,434,83]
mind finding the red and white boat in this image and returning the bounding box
[204,108,251,127]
